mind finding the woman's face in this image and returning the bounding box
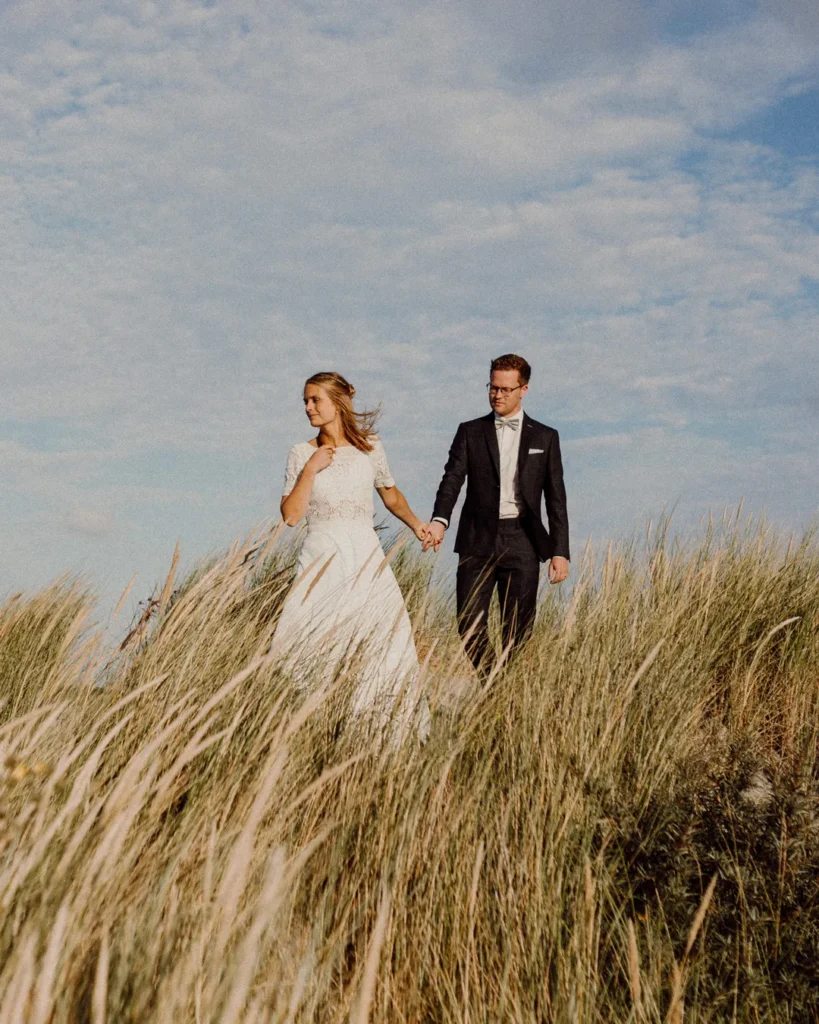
[303,383,339,428]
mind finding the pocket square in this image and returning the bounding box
[528,448,544,454]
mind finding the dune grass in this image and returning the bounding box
[1,510,818,1022]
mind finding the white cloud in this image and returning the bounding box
[0,0,817,608]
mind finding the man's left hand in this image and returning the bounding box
[548,556,569,584]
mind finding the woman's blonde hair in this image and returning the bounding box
[304,372,380,452]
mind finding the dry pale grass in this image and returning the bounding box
[1,510,819,1022]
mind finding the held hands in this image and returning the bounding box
[421,520,445,553]
[411,521,441,550]
[548,555,569,584]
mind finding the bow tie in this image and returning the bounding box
[495,416,520,431]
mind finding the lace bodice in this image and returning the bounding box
[282,439,395,525]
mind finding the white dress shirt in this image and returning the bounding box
[495,410,523,518]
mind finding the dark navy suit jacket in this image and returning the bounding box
[432,412,570,563]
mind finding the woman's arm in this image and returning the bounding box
[281,445,335,525]
[376,485,428,542]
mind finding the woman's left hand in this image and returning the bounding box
[413,521,430,544]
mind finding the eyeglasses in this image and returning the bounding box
[486,383,522,397]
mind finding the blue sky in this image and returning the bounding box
[2,0,818,630]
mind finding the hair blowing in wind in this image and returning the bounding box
[305,371,381,452]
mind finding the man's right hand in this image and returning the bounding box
[422,520,445,552]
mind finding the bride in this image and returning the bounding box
[271,371,430,740]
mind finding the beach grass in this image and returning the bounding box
[1,509,818,1022]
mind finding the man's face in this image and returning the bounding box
[488,368,527,417]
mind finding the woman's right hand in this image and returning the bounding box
[307,444,336,473]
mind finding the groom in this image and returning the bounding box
[423,354,570,673]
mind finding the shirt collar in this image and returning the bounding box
[494,410,523,425]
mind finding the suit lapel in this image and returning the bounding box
[517,413,533,481]
[482,414,501,479]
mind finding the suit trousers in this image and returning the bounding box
[456,519,540,674]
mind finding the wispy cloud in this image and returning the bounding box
[1,0,817,607]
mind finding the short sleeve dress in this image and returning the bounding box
[271,436,428,740]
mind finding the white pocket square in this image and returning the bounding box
[528,448,544,454]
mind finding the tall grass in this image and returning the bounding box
[1,510,818,1021]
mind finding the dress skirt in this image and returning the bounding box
[271,518,428,736]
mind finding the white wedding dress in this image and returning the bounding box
[271,438,430,741]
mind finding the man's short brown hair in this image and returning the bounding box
[490,353,531,385]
